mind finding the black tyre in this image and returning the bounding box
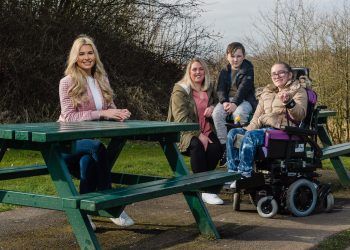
[286,178,317,217]
[324,193,334,212]
[233,192,240,211]
[256,196,278,218]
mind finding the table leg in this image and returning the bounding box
[0,140,7,161]
[160,141,220,239]
[41,143,101,250]
[106,138,126,170]
[318,125,350,186]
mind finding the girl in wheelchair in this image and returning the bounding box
[227,62,307,181]
[226,62,333,217]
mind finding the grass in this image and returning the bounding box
[0,141,190,211]
[313,229,350,250]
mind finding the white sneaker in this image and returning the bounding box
[201,193,224,205]
[110,211,135,227]
[87,215,96,231]
[230,180,237,189]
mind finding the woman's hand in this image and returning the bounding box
[223,102,237,114]
[203,106,214,118]
[101,109,131,121]
[279,91,291,103]
[198,133,213,151]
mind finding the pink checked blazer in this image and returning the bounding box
[58,75,116,122]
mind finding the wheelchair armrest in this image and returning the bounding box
[283,126,317,136]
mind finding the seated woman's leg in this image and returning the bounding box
[63,139,112,192]
[226,128,246,172]
[188,135,224,205]
[232,101,252,124]
[187,136,207,173]
[238,129,266,177]
[91,143,112,191]
[75,139,112,191]
[79,155,97,194]
[206,132,222,171]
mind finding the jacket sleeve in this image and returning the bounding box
[245,98,264,131]
[169,88,200,141]
[231,67,254,106]
[287,87,308,122]
[216,70,229,104]
[59,77,101,122]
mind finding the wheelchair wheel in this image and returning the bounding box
[257,196,278,218]
[324,193,334,212]
[286,178,317,217]
[233,192,240,211]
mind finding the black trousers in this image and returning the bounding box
[185,132,222,173]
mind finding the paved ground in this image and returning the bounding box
[0,171,350,249]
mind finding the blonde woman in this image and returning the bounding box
[167,58,223,205]
[59,35,133,229]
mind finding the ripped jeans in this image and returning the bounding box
[226,128,267,177]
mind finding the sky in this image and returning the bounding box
[199,0,345,50]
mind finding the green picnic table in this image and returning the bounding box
[318,110,350,186]
[0,120,239,249]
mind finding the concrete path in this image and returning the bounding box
[0,192,349,250]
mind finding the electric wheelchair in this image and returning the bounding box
[228,67,334,218]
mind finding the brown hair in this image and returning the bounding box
[226,42,246,55]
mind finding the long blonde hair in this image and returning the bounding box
[176,58,211,91]
[64,35,114,107]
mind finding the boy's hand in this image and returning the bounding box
[223,102,237,113]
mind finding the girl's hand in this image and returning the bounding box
[280,91,291,103]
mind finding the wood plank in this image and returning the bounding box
[0,190,64,210]
[32,121,199,142]
[318,110,336,118]
[322,142,350,159]
[0,121,198,142]
[79,171,239,211]
[110,172,165,185]
[0,165,48,180]
[71,170,226,202]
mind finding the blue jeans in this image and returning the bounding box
[62,139,111,194]
[226,128,266,177]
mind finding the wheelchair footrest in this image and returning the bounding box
[236,173,265,190]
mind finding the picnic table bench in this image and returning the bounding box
[318,110,350,186]
[0,120,239,249]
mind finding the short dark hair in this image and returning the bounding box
[226,42,245,55]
